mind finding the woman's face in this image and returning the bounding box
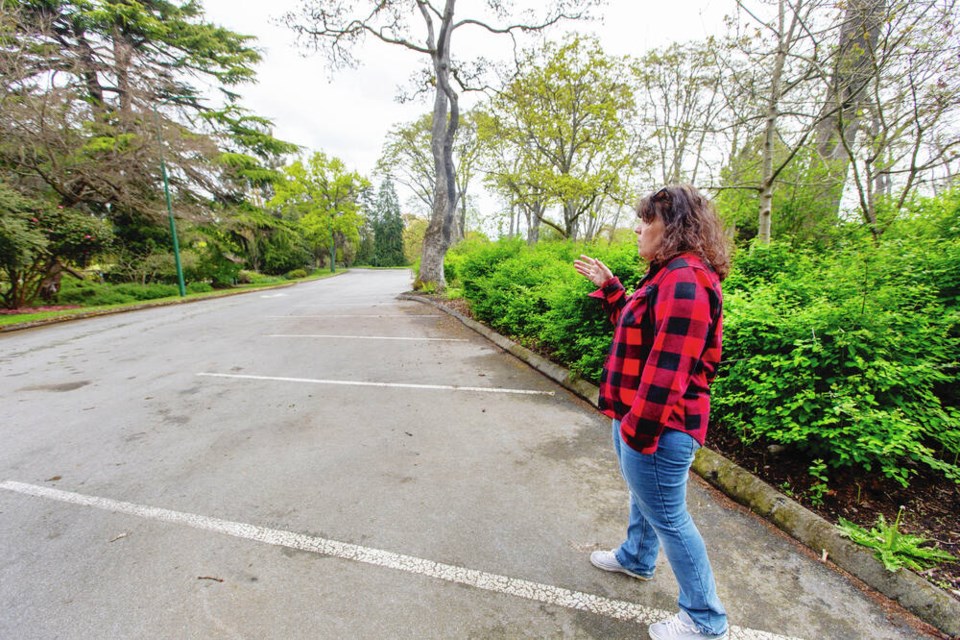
[635,215,665,262]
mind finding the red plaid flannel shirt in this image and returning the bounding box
[589,253,723,454]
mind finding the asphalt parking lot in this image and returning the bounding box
[0,269,937,639]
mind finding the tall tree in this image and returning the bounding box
[813,0,887,217]
[0,0,295,227]
[834,0,960,239]
[474,108,549,243]
[376,109,481,240]
[633,40,726,187]
[268,152,370,268]
[282,0,596,290]
[0,183,112,308]
[479,35,638,240]
[377,114,435,214]
[718,0,840,243]
[373,178,406,266]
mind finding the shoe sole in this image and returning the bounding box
[650,630,727,640]
[589,555,653,581]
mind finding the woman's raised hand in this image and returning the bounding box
[573,255,614,288]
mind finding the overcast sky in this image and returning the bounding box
[199,0,732,185]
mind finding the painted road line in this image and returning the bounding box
[267,315,441,318]
[295,303,397,307]
[196,372,555,396]
[0,480,803,640]
[266,334,468,342]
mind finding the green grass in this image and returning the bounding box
[0,270,345,329]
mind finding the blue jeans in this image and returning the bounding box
[611,420,728,636]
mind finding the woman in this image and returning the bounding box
[574,185,730,640]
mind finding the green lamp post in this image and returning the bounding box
[152,103,187,297]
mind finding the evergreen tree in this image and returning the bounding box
[373,179,406,267]
[0,0,297,247]
[354,218,377,266]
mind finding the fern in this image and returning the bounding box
[837,507,956,572]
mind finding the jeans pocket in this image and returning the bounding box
[656,429,699,466]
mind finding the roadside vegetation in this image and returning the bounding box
[440,187,960,597]
[0,269,345,328]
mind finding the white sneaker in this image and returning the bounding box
[588,549,652,581]
[649,611,728,640]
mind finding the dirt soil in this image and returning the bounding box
[709,425,960,602]
[422,293,960,603]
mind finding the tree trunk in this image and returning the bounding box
[416,0,459,291]
[758,95,779,243]
[757,0,789,244]
[815,0,886,217]
[455,189,466,241]
[74,30,105,116]
[113,26,133,126]
[526,203,543,244]
[563,201,576,238]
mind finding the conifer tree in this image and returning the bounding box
[373,179,406,267]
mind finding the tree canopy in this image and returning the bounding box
[478,35,638,240]
[268,151,370,268]
[0,0,299,306]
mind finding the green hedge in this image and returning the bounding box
[446,213,960,487]
[447,237,641,379]
[716,240,960,487]
[58,278,213,305]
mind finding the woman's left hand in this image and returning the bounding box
[574,255,613,287]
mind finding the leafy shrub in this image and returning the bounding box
[284,268,308,279]
[185,236,243,287]
[451,238,639,380]
[444,234,494,286]
[57,279,181,305]
[713,239,960,487]
[262,228,311,275]
[187,282,213,293]
[58,278,136,306]
[112,283,180,300]
[237,270,281,285]
[452,236,525,301]
[449,210,960,487]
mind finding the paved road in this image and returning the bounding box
[0,270,933,639]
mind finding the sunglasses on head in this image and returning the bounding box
[638,188,671,221]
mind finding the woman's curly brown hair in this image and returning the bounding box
[637,184,731,281]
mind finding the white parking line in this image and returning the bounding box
[267,315,441,318]
[196,372,555,396]
[296,303,396,307]
[266,334,468,342]
[0,481,803,640]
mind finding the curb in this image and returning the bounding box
[400,292,960,638]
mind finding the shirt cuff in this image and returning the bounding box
[588,276,623,300]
